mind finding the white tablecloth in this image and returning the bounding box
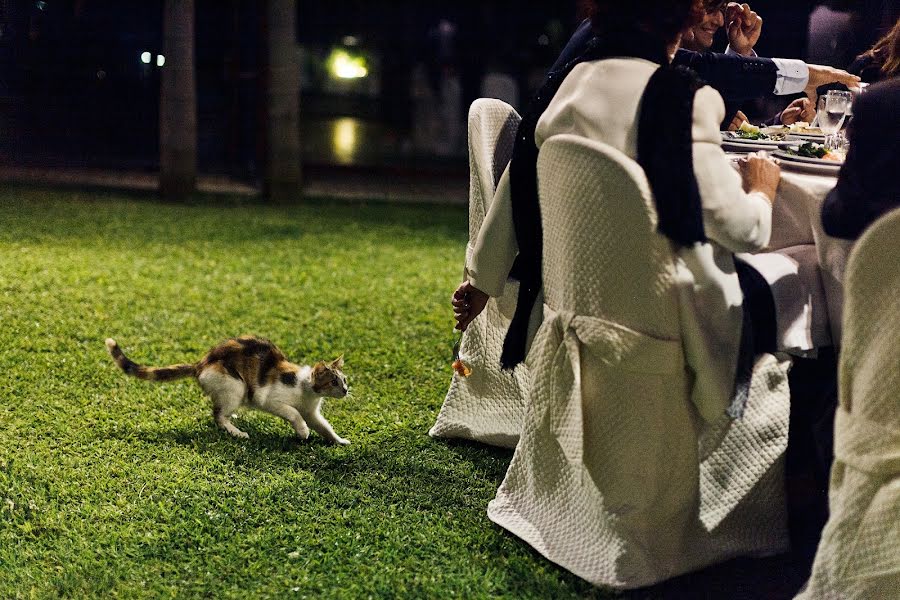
[766,169,854,345]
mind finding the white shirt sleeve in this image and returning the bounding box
[770,57,809,95]
[467,165,518,298]
[724,45,757,58]
[692,86,772,252]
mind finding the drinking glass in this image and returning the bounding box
[817,91,852,150]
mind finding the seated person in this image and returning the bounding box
[821,76,900,240]
[455,0,782,415]
[550,0,860,115]
[844,16,900,85]
[815,17,898,98]
[471,1,800,587]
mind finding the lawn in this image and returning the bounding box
[0,186,612,599]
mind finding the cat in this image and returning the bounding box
[105,335,350,445]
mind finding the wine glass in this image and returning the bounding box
[817,91,852,150]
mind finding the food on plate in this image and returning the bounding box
[762,122,824,136]
[732,121,787,141]
[784,141,844,162]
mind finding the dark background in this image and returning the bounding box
[0,0,896,182]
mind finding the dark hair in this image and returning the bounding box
[591,0,702,45]
[859,17,900,78]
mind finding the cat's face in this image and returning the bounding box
[312,356,348,398]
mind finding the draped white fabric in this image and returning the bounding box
[487,135,792,588]
[796,208,900,599]
[429,99,529,448]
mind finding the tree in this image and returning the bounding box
[159,0,196,200]
[264,0,302,201]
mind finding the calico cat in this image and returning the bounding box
[105,335,350,445]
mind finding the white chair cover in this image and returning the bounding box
[429,98,529,448]
[796,208,900,599]
[488,135,791,589]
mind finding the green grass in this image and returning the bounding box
[0,186,613,599]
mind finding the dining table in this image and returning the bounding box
[726,148,854,351]
[767,167,854,345]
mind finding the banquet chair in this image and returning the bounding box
[488,134,792,589]
[797,207,900,599]
[429,98,530,448]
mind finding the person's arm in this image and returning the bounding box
[467,165,518,297]
[690,86,774,252]
[546,18,593,78]
[674,49,777,102]
[674,50,859,104]
[453,165,519,331]
[724,2,763,57]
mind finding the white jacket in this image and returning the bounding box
[468,57,773,419]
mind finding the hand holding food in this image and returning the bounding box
[452,280,489,332]
[779,97,816,126]
[738,151,781,204]
[726,110,749,131]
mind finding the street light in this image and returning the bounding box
[327,49,368,80]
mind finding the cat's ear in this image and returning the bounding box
[312,361,327,376]
[330,355,344,369]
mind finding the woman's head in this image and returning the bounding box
[864,17,900,78]
[590,0,704,47]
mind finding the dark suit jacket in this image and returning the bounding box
[821,76,900,240]
[549,19,778,103]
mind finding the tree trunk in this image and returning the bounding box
[159,0,196,200]
[265,0,302,201]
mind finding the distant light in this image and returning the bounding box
[332,118,359,163]
[96,69,106,80]
[538,34,549,46]
[141,51,151,64]
[327,49,368,79]
[342,35,359,47]
[36,1,47,11]
[156,54,165,67]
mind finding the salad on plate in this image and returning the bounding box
[779,141,845,163]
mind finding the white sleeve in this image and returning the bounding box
[771,57,809,95]
[466,165,518,297]
[724,45,757,57]
[691,86,772,252]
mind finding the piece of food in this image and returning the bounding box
[788,122,823,135]
[739,121,761,135]
[452,358,472,377]
[785,141,843,162]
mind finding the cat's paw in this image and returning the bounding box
[295,425,310,440]
[334,437,350,446]
[230,429,250,440]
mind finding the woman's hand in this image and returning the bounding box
[452,281,489,331]
[738,151,781,204]
[726,3,763,57]
[726,110,748,131]
[779,97,815,125]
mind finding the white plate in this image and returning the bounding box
[772,150,842,175]
[787,132,827,141]
[762,126,825,140]
[720,132,785,149]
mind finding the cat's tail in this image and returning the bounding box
[105,338,197,382]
